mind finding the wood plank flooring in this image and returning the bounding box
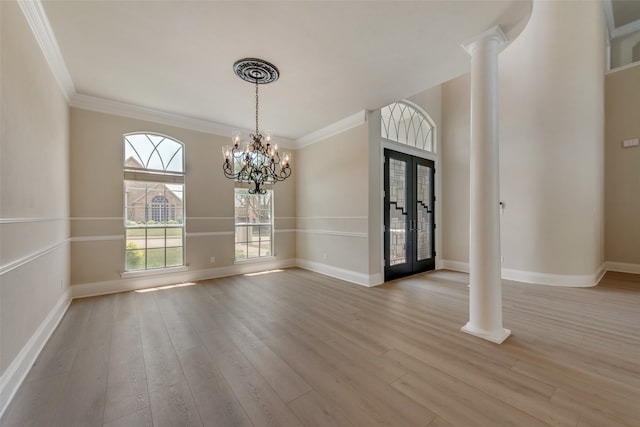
[2,268,639,426]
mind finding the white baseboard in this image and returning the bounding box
[0,288,71,418]
[605,261,640,275]
[461,323,511,344]
[439,259,470,273]
[439,259,606,287]
[295,259,383,287]
[72,258,297,298]
[501,264,606,287]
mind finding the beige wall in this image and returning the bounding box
[441,74,471,265]
[296,124,373,283]
[0,0,70,404]
[605,64,640,269]
[441,0,606,284]
[70,108,296,292]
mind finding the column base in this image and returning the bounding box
[461,322,511,344]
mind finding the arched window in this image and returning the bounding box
[124,133,185,271]
[381,100,436,152]
[151,195,170,222]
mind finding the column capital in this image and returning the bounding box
[462,26,508,55]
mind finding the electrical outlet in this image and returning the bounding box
[210,256,216,264]
[323,253,327,260]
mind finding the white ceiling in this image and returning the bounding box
[40,0,532,141]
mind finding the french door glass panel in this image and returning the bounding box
[389,158,407,266]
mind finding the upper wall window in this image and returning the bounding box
[124,133,185,271]
[381,101,436,153]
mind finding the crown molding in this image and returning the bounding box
[295,110,367,148]
[18,0,74,101]
[71,93,297,148]
[71,93,237,137]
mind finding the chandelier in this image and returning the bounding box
[222,58,291,194]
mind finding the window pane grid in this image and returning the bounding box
[124,133,184,271]
[381,101,435,153]
[234,189,273,260]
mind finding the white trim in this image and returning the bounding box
[606,261,640,275]
[382,138,438,162]
[120,266,188,279]
[186,231,234,238]
[296,259,382,287]
[71,93,232,137]
[186,217,234,221]
[17,0,74,101]
[70,235,123,242]
[0,289,71,418]
[501,265,606,288]
[69,228,364,241]
[70,216,123,221]
[71,258,297,298]
[0,217,67,224]
[71,94,298,148]
[0,239,69,276]
[296,216,368,220]
[606,59,640,75]
[295,111,367,148]
[297,229,368,238]
[604,0,640,43]
[611,19,640,40]
[439,259,470,273]
[461,323,511,344]
[439,260,607,287]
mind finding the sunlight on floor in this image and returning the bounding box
[134,282,198,293]
[245,269,284,277]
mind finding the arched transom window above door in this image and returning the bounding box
[381,100,436,153]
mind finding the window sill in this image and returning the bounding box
[120,266,188,279]
[234,256,276,265]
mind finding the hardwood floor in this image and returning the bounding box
[2,268,639,426]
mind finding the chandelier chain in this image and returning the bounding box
[255,81,259,136]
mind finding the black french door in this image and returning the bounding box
[384,149,435,281]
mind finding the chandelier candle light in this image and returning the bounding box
[222,58,291,194]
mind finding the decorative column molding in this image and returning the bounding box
[461,26,511,344]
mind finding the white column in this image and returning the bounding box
[461,26,511,344]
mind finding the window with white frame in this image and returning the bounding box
[234,188,273,260]
[124,133,185,271]
[381,100,436,152]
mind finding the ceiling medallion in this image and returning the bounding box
[233,58,279,84]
